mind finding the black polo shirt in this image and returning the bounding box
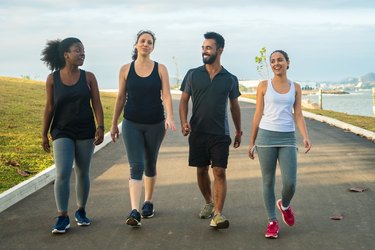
[180,65,240,135]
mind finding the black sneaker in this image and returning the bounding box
[141,201,155,218]
[52,216,70,234]
[75,209,91,226]
[126,209,141,226]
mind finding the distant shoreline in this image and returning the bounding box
[101,88,351,95]
[302,89,350,95]
[100,89,118,93]
[99,89,183,94]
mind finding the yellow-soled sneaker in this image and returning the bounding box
[209,214,229,229]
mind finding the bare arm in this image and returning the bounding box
[110,64,129,142]
[159,63,176,131]
[87,71,105,145]
[248,80,266,159]
[230,98,242,148]
[179,91,191,136]
[41,74,54,153]
[293,83,312,153]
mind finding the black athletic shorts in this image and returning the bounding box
[188,132,231,168]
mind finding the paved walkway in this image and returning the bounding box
[1,96,374,250]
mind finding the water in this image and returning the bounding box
[302,89,374,117]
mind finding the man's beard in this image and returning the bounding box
[202,53,217,65]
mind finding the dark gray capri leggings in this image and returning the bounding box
[122,119,165,180]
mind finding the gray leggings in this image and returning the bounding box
[53,138,95,212]
[257,146,297,221]
[122,119,165,180]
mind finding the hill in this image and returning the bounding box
[336,72,375,85]
[360,72,375,83]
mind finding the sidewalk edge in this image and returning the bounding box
[0,125,122,213]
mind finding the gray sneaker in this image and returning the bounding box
[199,202,214,219]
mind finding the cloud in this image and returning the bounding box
[0,1,374,86]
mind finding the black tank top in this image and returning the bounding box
[50,69,96,140]
[124,61,164,124]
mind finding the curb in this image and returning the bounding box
[0,124,122,213]
[301,111,375,141]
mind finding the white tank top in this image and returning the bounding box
[259,79,296,132]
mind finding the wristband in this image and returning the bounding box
[236,131,243,136]
[97,125,105,131]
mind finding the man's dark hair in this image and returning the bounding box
[204,32,225,49]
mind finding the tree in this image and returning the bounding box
[20,75,30,80]
[172,56,180,89]
[255,47,269,80]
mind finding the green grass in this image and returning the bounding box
[0,76,117,193]
[302,108,375,132]
[241,94,375,132]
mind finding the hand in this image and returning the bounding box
[233,131,242,148]
[248,145,255,159]
[304,139,312,153]
[181,122,191,136]
[41,135,51,153]
[94,127,104,145]
[111,125,120,143]
[165,118,176,131]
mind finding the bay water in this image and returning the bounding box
[302,89,374,117]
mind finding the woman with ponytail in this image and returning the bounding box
[110,30,176,227]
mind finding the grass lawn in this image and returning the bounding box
[0,76,117,193]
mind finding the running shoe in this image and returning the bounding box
[52,216,70,234]
[75,209,91,226]
[199,202,214,219]
[126,209,141,226]
[209,214,229,229]
[265,220,279,239]
[141,201,155,218]
[277,199,295,226]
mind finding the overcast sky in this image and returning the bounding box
[0,0,374,88]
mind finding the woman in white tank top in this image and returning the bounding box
[248,50,312,239]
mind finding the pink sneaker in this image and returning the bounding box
[265,220,279,239]
[277,199,294,226]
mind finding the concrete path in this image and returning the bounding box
[1,95,374,250]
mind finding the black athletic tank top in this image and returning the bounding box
[50,69,96,140]
[124,61,164,124]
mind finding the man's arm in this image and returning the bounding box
[179,91,191,136]
[230,98,242,148]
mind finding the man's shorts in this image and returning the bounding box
[188,132,232,168]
